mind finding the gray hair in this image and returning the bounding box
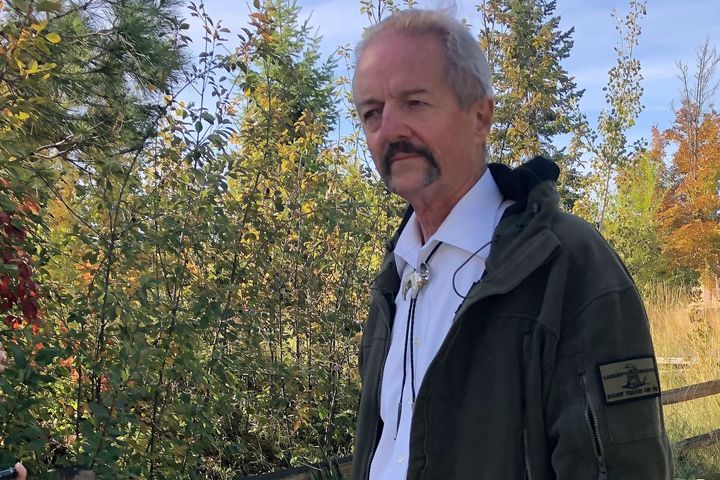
[354,9,494,109]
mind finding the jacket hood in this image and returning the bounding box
[488,155,560,205]
[457,156,563,310]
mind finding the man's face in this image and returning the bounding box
[353,31,492,206]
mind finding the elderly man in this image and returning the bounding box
[351,9,672,480]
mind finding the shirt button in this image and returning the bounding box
[397,455,404,463]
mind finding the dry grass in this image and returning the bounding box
[645,283,720,479]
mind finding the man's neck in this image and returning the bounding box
[413,201,456,243]
[411,168,486,242]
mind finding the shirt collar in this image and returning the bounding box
[394,169,505,273]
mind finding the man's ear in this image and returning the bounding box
[474,96,494,145]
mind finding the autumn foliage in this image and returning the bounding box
[0,0,718,478]
[0,178,40,330]
[658,110,720,297]
[656,45,720,301]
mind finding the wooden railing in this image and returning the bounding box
[657,356,699,369]
[657,355,720,456]
[661,378,720,457]
[661,379,720,406]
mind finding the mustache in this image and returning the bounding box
[381,141,438,174]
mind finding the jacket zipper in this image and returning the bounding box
[521,333,532,480]
[522,428,532,480]
[365,320,392,480]
[581,374,608,479]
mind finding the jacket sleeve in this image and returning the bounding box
[544,284,673,479]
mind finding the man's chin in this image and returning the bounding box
[383,173,439,200]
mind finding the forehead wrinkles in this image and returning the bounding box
[353,32,447,102]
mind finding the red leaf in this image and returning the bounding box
[0,275,10,297]
[21,298,38,321]
[4,315,22,329]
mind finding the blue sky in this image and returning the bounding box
[192,0,720,147]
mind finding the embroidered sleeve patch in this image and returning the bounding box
[598,357,660,405]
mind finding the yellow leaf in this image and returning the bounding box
[17,112,30,120]
[31,20,48,33]
[301,202,314,215]
[42,73,50,80]
[45,32,61,44]
[292,418,301,432]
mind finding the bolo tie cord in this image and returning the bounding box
[451,238,495,299]
[395,237,495,437]
[396,241,443,438]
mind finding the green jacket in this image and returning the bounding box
[352,158,673,480]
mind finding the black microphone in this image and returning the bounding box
[0,467,17,479]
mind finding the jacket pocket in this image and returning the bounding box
[605,395,664,444]
[581,374,608,480]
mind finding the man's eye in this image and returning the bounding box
[407,99,424,107]
[363,109,380,121]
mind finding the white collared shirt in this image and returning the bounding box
[369,169,513,480]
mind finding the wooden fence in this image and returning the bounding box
[247,374,720,480]
[659,362,720,458]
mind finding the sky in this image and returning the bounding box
[191,0,720,149]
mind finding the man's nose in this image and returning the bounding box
[378,106,411,143]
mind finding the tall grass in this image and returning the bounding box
[645,283,720,479]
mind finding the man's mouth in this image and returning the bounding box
[389,153,422,164]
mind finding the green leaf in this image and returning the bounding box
[37,0,62,12]
[18,365,35,384]
[140,274,161,289]
[0,194,16,212]
[88,402,109,420]
[79,419,96,439]
[207,133,223,146]
[8,345,26,369]
[10,0,30,11]
[34,347,60,367]
[201,111,215,124]
[0,263,19,274]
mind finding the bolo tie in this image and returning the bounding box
[395,241,443,437]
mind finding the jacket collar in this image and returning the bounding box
[371,156,561,299]
[458,158,562,313]
[370,206,412,294]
